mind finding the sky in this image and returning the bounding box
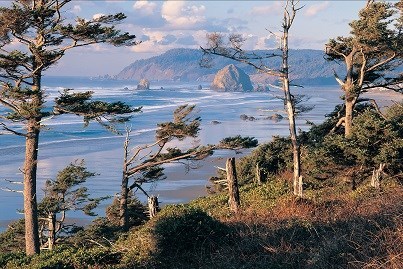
[1,0,372,76]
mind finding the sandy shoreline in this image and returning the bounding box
[0,86,401,232]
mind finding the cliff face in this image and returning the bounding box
[211,64,253,92]
[117,48,344,85]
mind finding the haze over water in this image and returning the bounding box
[0,77,342,230]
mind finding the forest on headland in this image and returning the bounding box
[0,0,403,268]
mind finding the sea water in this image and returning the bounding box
[0,77,342,230]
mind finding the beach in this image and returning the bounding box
[0,78,401,230]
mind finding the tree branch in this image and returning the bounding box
[366,52,396,72]
[4,179,23,185]
[1,187,23,193]
[0,123,28,137]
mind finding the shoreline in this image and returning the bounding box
[0,86,401,232]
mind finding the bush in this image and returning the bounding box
[106,193,148,227]
[0,219,25,253]
[302,103,403,189]
[1,246,121,269]
[153,205,232,253]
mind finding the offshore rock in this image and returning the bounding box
[137,79,150,90]
[211,64,253,92]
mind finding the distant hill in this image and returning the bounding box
[117,48,344,85]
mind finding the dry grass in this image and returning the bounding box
[217,183,403,269]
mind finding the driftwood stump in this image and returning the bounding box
[255,163,263,185]
[298,176,303,198]
[148,195,159,219]
[371,163,385,189]
[227,158,240,213]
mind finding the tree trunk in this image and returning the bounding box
[120,134,130,231]
[298,176,303,198]
[282,22,302,197]
[24,118,40,255]
[148,196,159,219]
[345,99,354,138]
[343,50,357,139]
[47,213,56,251]
[371,163,385,189]
[227,158,240,213]
[120,173,129,230]
[255,163,262,185]
[23,70,43,255]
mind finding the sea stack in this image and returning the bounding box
[210,64,253,92]
[137,78,150,90]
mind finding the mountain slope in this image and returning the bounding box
[117,48,344,85]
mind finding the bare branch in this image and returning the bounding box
[333,72,344,87]
[214,166,227,172]
[0,123,28,137]
[4,179,23,185]
[127,147,213,176]
[128,181,150,198]
[1,187,23,193]
[330,117,346,134]
[366,52,396,73]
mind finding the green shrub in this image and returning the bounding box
[1,246,121,269]
[0,219,25,253]
[153,205,232,253]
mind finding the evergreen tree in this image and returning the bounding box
[0,0,138,255]
[38,161,104,250]
[325,0,403,137]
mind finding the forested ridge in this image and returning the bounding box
[117,48,345,85]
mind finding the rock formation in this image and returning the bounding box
[137,79,150,90]
[211,64,253,92]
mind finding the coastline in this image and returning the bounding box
[0,85,401,232]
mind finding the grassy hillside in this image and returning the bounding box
[1,178,401,269]
[1,102,402,269]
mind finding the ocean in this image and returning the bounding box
[0,76,342,230]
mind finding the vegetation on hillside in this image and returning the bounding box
[1,0,402,267]
[116,48,345,85]
[1,101,402,268]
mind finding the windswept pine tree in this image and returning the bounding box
[0,0,138,255]
[325,0,403,137]
[38,161,104,251]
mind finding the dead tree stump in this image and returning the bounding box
[298,175,303,198]
[255,163,263,185]
[227,157,240,213]
[148,195,159,219]
[371,163,385,189]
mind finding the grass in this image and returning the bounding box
[1,176,402,269]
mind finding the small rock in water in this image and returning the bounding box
[240,114,257,121]
[269,114,284,121]
[240,114,249,121]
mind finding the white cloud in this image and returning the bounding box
[72,5,81,14]
[161,1,206,28]
[256,34,280,50]
[133,1,157,16]
[250,2,283,16]
[304,1,330,17]
[92,13,105,20]
[129,29,205,53]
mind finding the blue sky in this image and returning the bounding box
[2,1,371,76]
